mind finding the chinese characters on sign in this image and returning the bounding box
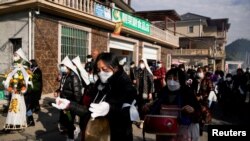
[112,9,151,35]
[94,3,111,20]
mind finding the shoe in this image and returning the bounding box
[74,126,80,140]
[27,121,35,127]
[27,116,35,127]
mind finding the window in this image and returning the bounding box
[9,38,22,53]
[188,26,194,33]
[61,26,89,62]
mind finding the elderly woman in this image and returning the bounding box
[52,52,137,141]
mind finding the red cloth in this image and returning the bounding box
[153,67,167,92]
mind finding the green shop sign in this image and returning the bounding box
[112,9,151,35]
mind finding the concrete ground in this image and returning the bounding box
[0,94,226,141]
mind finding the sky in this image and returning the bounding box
[131,0,250,45]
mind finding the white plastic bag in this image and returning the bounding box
[122,100,140,122]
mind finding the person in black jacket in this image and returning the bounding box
[30,59,43,113]
[129,61,137,84]
[147,67,201,141]
[54,56,83,141]
[52,52,137,141]
[24,59,43,127]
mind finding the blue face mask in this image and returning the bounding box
[60,66,68,74]
[167,80,181,91]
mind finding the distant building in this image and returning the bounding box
[171,13,230,71]
[136,11,230,71]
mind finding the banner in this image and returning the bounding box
[112,9,151,35]
[94,3,111,20]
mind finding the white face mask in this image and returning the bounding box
[98,71,113,83]
[60,66,68,74]
[226,77,232,81]
[157,63,162,68]
[167,80,181,91]
[217,75,221,80]
[89,74,98,83]
[13,56,21,61]
[87,58,92,62]
[197,72,204,79]
[140,63,145,69]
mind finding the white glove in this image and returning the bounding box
[52,97,70,110]
[89,102,110,119]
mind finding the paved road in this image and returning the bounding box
[4,94,245,141]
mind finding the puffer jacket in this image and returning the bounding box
[58,72,82,103]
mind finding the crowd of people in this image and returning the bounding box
[2,48,250,141]
[52,49,250,141]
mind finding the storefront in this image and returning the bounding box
[108,35,139,74]
[142,42,161,69]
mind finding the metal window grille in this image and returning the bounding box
[61,26,88,62]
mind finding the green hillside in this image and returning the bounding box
[226,38,250,68]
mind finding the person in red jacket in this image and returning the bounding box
[153,61,167,98]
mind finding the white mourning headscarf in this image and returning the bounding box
[15,48,29,63]
[60,56,80,80]
[141,58,153,75]
[72,56,90,85]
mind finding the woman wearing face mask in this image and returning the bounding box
[153,61,167,98]
[220,73,234,117]
[52,52,137,141]
[146,67,201,141]
[135,59,154,128]
[54,56,83,141]
[196,67,204,94]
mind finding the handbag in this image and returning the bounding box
[85,117,110,141]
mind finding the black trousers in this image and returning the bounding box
[59,110,76,139]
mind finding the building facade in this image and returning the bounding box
[170,13,230,71]
[136,11,230,71]
[0,0,179,94]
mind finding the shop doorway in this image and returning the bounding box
[110,48,133,74]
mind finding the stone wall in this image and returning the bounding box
[34,17,110,94]
[91,29,108,53]
[34,17,59,94]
